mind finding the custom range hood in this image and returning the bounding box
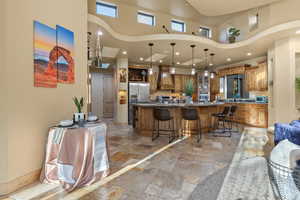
[157,65,175,90]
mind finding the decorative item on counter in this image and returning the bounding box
[73,96,85,122]
[228,27,241,43]
[141,70,147,81]
[184,79,194,104]
[119,68,127,83]
[119,90,127,104]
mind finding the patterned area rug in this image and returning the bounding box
[216,127,275,200]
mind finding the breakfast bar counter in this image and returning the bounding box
[132,103,223,137]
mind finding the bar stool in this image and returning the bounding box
[225,105,238,133]
[212,106,230,130]
[152,108,176,143]
[181,108,202,143]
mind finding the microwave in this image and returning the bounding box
[256,96,268,103]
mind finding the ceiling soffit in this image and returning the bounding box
[185,0,283,16]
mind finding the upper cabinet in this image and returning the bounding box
[210,76,219,101]
[174,74,197,94]
[245,62,268,91]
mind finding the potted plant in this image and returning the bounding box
[73,97,84,122]
[184,79,194,104]
[228,27,240,43]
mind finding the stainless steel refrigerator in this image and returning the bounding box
[128,83,150,125]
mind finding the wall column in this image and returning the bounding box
[115,57,128,124]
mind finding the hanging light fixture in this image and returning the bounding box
[191,44,196,75]
[148,43,154,75]
[170,43,176,74]
[93,30,103,68]
[210,53,215,79]
[204,48,209,77]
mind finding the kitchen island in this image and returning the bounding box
[132,102,268,137]
[132,103,223,137]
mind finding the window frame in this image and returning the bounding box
[199,26,212,38]
[137,11,155,26]
[96,1,118,18]
[249,13,259,31]
[171,19,186,32]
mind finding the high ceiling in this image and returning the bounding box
[118,0,234,25]
[186,0,284,16]
[88,17,300,69]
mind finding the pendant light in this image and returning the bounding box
[210,53,215,79]
[204,48,209,77]
[148,43,154,75]
[170,43,176,74]
[191,44,196,75]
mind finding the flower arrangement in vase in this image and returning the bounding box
[73,96,84,122]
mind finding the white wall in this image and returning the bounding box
[268,36,300,125]
[0,0,8,185]
[0,0,88,194]
[115,57,128,123]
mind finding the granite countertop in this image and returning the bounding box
[133,102,268,107]
[222,102,268,105]
[132,102,224,107]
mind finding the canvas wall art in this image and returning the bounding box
[56,25,75,84]
[34,21,57,88]
[120,68,127,83]
[34,21,75,88]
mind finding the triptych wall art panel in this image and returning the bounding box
[34,21,75,88]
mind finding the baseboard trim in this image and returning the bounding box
[0,169,41,196]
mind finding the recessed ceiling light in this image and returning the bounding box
[122,51,127,55]
[175,52,180,56]
[209,63,213,66]
[296,30,300,34]
[97,31,103,36]
[227,58,231,62]
[247,52,252,56]
[139,57,144,61]
[159,60,163,63]
[177,62,180,65]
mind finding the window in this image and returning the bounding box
[249,13,259,31]
[96,1,117,18]
[137,11,155,26]
[199,27,211,38]
[171,20,185,32]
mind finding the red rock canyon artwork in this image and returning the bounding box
[34,21,75,88]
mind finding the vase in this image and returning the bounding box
[74,113,84,122]
[229,36,236,43]
[186,96,193,104]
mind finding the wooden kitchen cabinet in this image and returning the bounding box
[222,103,268,128]
[174,74,183,93]
[149,72,158,94]
[173,74,196,93]
[245,62,268,91]
[210,76,219,101]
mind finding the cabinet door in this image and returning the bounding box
[149,72,158,93]
[174,75,182,93]
[258,62,268,91]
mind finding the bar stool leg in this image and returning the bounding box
[197,119,202,143]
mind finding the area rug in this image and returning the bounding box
[189,127,276,200]
[188,166,229,200]
[216,127,275,200]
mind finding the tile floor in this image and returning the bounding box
[9,120,245,200]
[73,120,242,200]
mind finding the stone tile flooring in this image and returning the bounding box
[75,121,242,200]
[9,120,244,200]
